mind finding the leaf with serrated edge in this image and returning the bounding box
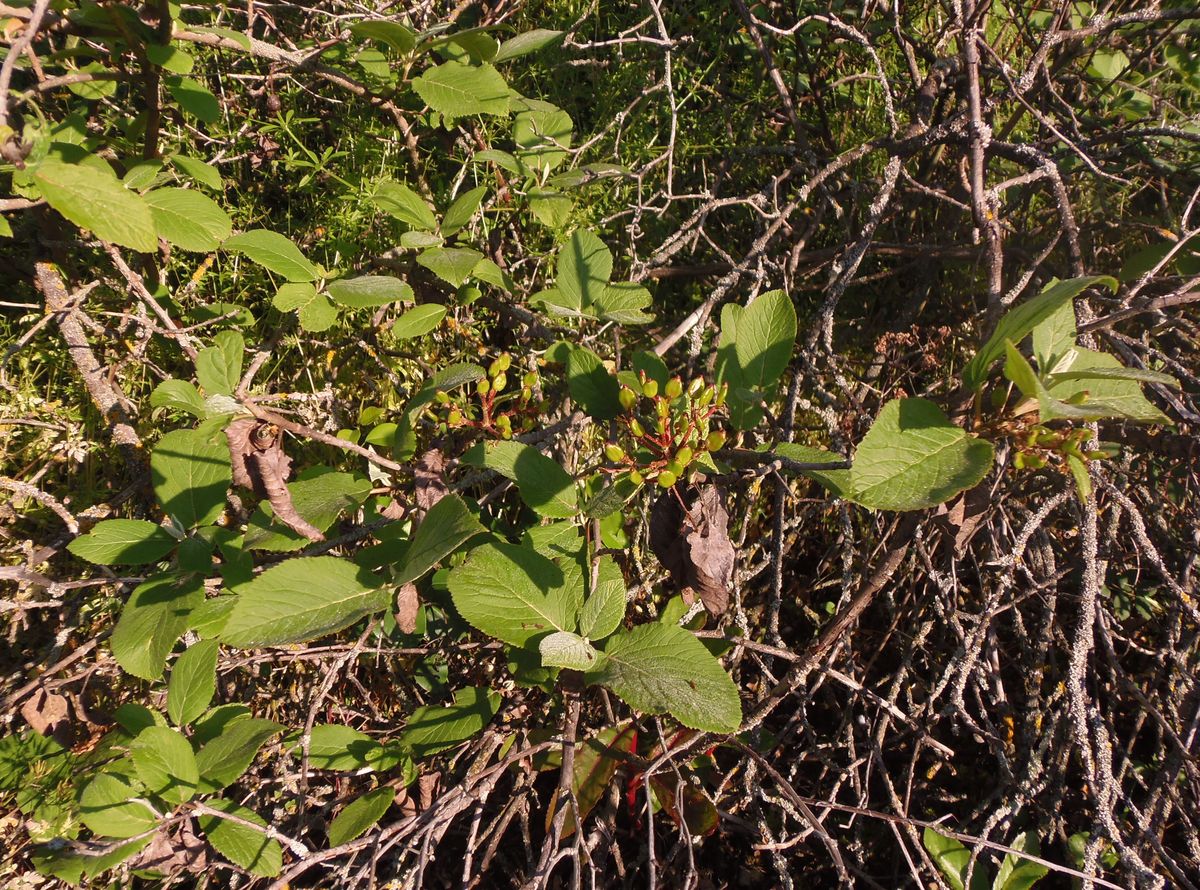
[168,638,219,726]
[412,61,510,118]
[67,519,176,566]
[194,717,283,792]
[131,726,198,804]
[328,787,395,847]
[33,159,158,252]
[112,573,204,680]
[224,229,319,282]
[327,275,414,308]
[849,398,994,511]
[539,630,600,670]
[151,428,232,528]
[395,493,484,585]
[198,797,282,876]
[447,540,575,646]
[464,441,576,518]
[143,187,231,252]
[578,556,625,641]
[221,557,389,647]
[588,623,741,732]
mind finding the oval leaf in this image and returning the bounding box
[143,187,231,252]
[221,557,389,647]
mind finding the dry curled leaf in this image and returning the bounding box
[226,416,323,542]
[20,689,69,737]
[396,582,419,634]
[650,484,735,615]
[414,448,449,515]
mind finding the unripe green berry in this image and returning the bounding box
[618,387,637,410]
[605,444,626,462]
[706,430,726,451]
[641,379,659,399]
[477,379,491,396]
[496,353,512,372]
[492,372,507,392]
[665,377,683,399]
[657,470,677,488]
[628,469,644,485]
[434,390,450,404]
[629,418,646,438]
[448,409,463,425]
[688,377,705,397]
[522,371,538,388]
[675,446,693,466]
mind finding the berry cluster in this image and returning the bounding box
[606,373,727,488]
[1013,425,1113,471]
[430,353,543,438]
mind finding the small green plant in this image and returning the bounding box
[923,827,1050,890]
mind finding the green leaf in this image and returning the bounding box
[372,180,437,230]
[112,573,204,680]
[514,100,573,173]
[582,476,639,520]
[274,282,338,331]
[395,493,484,585]
[566,346,622,420]
[222,557,388,648]
[849,398,994,511]
[194,717,283,792]
[143,187,231,252]
[494,29,564,62]
[244,470,371,552]
[68,519,176,566]
[167,76,221,122]
[922,827,990,890]
[417,246,484,287]
[994,831,1049,890]
[593,281,653,325]
[463,440,576,518]
[32,159,158,252]
[131,726,199,805]
[327,787,395,847]
[147,42,194,74]
[168,639,219,726]
[539,630,600,670]
[577,555,626,641]
[1067,453,1092,501]
[1003,340,1042,401]
[447,540,576,646]
[587,623,742,733]
[412,61,510,118]
[391,304,447,339]
[224,229,320,282]
[1044,349,1172,422]
[401,686,500,758]
[78,773,158,839]
[441,185,487,235]
[1089,50,1129,83]
[300,724,377,770]
[327,275,414,308]
[195,329,244,396]
[151,428,232,528]
[150,379,206,417]
[557,229,612,311]
[774,443,852,498]
[728,290,796,390]
[349,20,416,54]
[1031,296,1077,373]
[198,798,282,877]
[170,154,223,190]
[963,276,1117,391]
[528,188,573,230]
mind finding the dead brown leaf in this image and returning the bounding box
[414,448,449,515]
[21,689,69,736]
[396,582,419,634]
[650,484,735,615]
[226,417,323,542]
